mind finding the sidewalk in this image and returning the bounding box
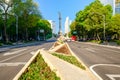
[0,37,56,52]
[0,41,42,52]
[40,50,98,80]
[84,42,120,49]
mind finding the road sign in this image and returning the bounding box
[73,31,77,35]
[40,29,44,33]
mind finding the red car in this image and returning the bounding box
[71,36,77,41]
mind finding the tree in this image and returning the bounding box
[0,0,13,43]
[70,21,82,38]
[111,14,120,40]
[0,11,4,40]
[11,0,42,41]
[36,19,52,39]
[75,0,103,40]
[0,0,43,42]
[0,0,21,43]
[72,0,113,41]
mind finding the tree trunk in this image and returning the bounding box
[3,13,8,43]
[118,34,120,40]
[97,32,100,41]
[26,28,28,41]
[93,32,96,40]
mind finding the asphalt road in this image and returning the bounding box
[68,41,120,80]
[0,40,55,80]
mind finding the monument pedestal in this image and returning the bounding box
[58,30,62,36]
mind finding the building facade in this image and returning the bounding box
[64,17,71,38]
[48,20,56,34]
[115,0,120,14]
[100,0,120,14]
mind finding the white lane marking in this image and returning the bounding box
[85,48,95,52]
[0,62,26,67]
[4,49,27,56]
[90,65,103,80]
[106,74,120,80]
[0,51,27,63]
[90,64,120,80]
[90,64,120,68]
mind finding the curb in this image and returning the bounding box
[65,42,99,80]
[0,48,9,53]
[13,50,40,80]
[65,42,86,67]
[40,49,94,80]
[49,43,65,52]
[40,49,64,80]
[78,41,120,50]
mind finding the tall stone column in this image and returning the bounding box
[58,12,62,35]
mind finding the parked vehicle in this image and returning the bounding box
[71,36,77,41]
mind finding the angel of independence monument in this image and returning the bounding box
[58,12,62,35]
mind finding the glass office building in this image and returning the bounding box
[115,0,120,14]
[100,0,120,15]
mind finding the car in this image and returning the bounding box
[71,36,77,41]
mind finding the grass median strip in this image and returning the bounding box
[52,53,86,70]
[19,53,60,80]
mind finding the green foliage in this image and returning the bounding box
[116,40,120,45]
[88,40,102,44]
[0,43,3,46]
[52,53,86,70]
[46,33,52,39]
[36,19,52,39]
[70,0,114,41]
[37,19,51,30]
[5,41,13,45]
[0,0,42,42]
[19,54,60,80]
[70,21,77,31]
[111,14,120,40]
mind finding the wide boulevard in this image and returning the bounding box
[68,41,120,80]
[0,40,55,80]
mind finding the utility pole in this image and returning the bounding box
[58,12,62,35]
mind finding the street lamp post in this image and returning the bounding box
[91,12,106,42]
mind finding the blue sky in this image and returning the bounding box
[34,0,94,34]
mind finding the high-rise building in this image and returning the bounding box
[115,0,120,14]
[58,12,62,35]
[48,20,56,34]
[100,0,120,14]
[64,17,71,38]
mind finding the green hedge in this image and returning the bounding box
[116,40,120,45]
[19,54,60,80]
[89,40,102,44]
[0,42,2,46]
[52,53,86,70]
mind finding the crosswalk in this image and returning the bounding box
[0,62,26,67]
[3,49,27,56]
